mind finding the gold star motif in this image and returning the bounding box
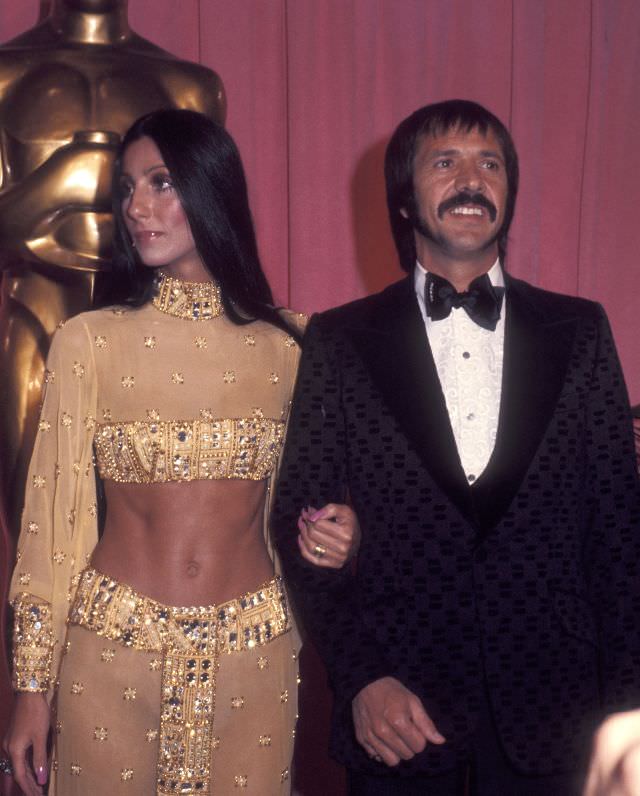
[284,336,296,347]
[38,419,51,432]
[147,409,160,422]
[33,475,46,488]
[200,408,214,421]
[84,414,96,429]
[280,690,288,703]
[252,407,264,418]
[72,461,81,475]
[244,334,256,346]
[72,362,85,378]
[70,763,81,776]
[231,696,245,709]
[234,774,248,788]
[53,549,66,565]
[144,336,156,349]
[145,729,158,742]
[259,734,272,747]
[94,727,108,741]
[101,649,115,663]
[55,721,63,734]
[94,335,107,348]
[61,412,73,427]
[121,376,135,388]
[27,521,39,535]
[67,509,76,526]
[148,658,161,671]
[194,336,207,349]
[123,687,137,701]
[44,369,55,383]
[171,372,184,385]
[54,463,62,479]
[71,681,84,695]
[121,768,134,781]
[269,372,280,384]
[15,549,22,562]
[88,503,98,518]
[281,768,290,782]
[212,737,221,750]
[223,370,236,384]
[102,408,112,422]
[257,656,269,670]
[19,572,30,586]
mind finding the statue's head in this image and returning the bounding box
[57,0,126,12]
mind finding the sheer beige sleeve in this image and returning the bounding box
[9,316,98,699]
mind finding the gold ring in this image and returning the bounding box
[313,544,326,558]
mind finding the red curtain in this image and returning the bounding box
[1,2,639,792]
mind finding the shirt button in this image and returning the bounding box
[466,413,475,421]
[462,351,471,359]
[467,473,476,483]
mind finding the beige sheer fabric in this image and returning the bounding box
[9,288,304,700]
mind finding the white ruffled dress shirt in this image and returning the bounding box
[414,260,506,484]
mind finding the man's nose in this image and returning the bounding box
[454,162,484,193]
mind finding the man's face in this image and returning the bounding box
[406,125,508,264]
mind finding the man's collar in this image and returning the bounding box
[414,258,504,321]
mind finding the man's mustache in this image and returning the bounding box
[437,192,497,222]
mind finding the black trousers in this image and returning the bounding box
[348,688,582,796]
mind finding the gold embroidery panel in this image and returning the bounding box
[94,417,285,483]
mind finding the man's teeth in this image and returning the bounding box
[451,206,483,215]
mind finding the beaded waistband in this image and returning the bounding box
[68,568,291,655]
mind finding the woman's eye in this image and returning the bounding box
[119,181,133,198]
[151,174,173,191]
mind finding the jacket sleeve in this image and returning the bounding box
[272,315,394,711]
[9,317,98,700]
[584,305,640,710]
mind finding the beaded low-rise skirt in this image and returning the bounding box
[52,567,298,795]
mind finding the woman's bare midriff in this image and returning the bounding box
[90,478,275,606]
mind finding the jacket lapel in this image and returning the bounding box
[346,277,477,525]
[472,275,578,533]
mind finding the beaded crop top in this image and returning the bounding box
[9,273,305,694]
[84,273,302,483]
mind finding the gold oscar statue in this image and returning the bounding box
[0,0,226,537]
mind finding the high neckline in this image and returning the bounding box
[151,272,223,321]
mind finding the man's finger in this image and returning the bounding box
[409,699,446,745]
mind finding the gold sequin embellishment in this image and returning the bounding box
[94,417,285,483]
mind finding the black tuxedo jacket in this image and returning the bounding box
[272,274,640,776]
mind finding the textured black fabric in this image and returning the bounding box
[272,274,640,778]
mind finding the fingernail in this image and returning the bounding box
[434,732,446,743]
[309,509,326,522]
[36,766,47,785]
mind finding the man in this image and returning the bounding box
[273,100,640,795]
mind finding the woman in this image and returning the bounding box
[4,109,357,795]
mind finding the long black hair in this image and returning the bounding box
[385,99,519,272]
[108,108,300,341]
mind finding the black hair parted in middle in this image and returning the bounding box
[109,108,301,341]
[385,99,519,272]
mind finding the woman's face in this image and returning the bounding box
[120,136,207,280]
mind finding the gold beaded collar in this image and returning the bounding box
[152,272,223,321]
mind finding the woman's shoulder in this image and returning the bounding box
[277,307,308,335]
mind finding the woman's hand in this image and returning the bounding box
[3,692,50,796]
[297,503,361,569]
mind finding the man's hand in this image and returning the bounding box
[298,504,361,569]
[352,676,445,766]
[583,710,640,795]
[3,692,50,796]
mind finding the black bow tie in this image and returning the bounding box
[424,272,504,331]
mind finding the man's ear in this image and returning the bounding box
[400,207,409,219]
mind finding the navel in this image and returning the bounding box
[186,561,200,578]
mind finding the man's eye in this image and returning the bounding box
[435,159,452,168]
[482,160,499,170]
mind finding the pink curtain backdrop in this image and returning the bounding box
[1,2,639,792]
